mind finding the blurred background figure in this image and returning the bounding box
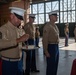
[24,14,40,75]
[64,23,69,46]
[35,26,40,48]
[74,25,76,42]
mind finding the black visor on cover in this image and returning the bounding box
[14,13,23,20]
[52,14,58,16]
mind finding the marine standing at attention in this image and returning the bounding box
[24,14,40,75]
[64,23,69,46]
[42,10,59,75]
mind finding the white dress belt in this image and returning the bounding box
[1,57,20,61]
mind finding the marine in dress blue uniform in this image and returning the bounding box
[42,10,59,75]
[0,7,29,75]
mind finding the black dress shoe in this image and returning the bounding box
[31,70,40,72]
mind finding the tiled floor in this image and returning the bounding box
[23,38,76,75]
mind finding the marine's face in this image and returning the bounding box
[49,15,58,22]
[11,14,22,26]
[14,16,21,26]
[52,15,58,22]
[29,17,35,23]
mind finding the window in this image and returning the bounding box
[60,12,63,23]
[34,15,38,24]
[60,0,63,11]
[32,4,37,14]
[38,3,44,13]
[68,11,71,22]
[30,0,76,24]
[63,0,68,11]
[39,14,44,24]
[72,0,75,10]
[72,11,75,22]
[64,12,67,23]
[46,14,49,22]
[45,2,51,13]
[52,1,59,11]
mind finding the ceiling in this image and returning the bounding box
[0,0,58,5]
[0,0,17,5]
[31,0,47,3]
[0,0,48,5]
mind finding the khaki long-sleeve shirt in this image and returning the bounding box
[42,22,59,54]
[24,22,35,39]
[0,21,24,59]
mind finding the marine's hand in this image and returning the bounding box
[45,52,50,57]
[16,34,29,43]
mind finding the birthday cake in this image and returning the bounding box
[22,45,35,50]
